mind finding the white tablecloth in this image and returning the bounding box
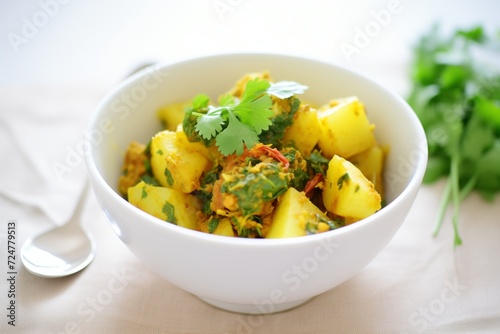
[2,1,500,333]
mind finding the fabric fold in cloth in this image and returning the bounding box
[0,84,110,224]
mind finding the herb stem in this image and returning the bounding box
[450,154,463,246]
[432,170,477,239]
[432,175,452,237]
[191,111,207,117]
[459,174,477,202]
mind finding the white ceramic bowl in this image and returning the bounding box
[85,53,427,314]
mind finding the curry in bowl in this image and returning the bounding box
[118,71,386,239]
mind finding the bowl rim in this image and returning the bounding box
[85,52,428,247]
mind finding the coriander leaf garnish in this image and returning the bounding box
[192,94,210,109]
[233,95,273,134]
[195,106,226,140]
[267,81,308,99]
[185,77,308,156]
[241,77,270,98]
[216,112,259,156]
[219,94,235,107]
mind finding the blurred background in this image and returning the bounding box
[1,0,498,94]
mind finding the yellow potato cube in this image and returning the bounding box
[157,101,189,131]
[128,181,201,230]
[283,104,321,156]
[267,187,329,238]
[344,217,361,225]
[150,130,212,193]
[323,155,381,219]
[226,71,272,98]
[174,127,221,162]
[348,145,386,198]
[317,96,376,159]
[198,217,235,237]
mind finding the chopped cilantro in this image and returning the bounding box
[221,161,289,217]
[140,174,160,186]
[283,147,309,191]
[164,168,174,187]
[306,150,330,175]
[162,201,176,224]
[337,172,350,190]
[143,158,152,175]
[305,214,343,235]
[259,97,301,148]
[194,189,213,216]
[195,164,222,216]
[207,217,219,234]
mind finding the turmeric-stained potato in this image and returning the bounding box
[118,141,148,196]
[267,187,329,238]
[282,104,321,156]
[344,217,361,225]
[198,217,235,237]
[175,127,221,162]
[317,96,375,159]
[150,130,212,193]
[348,144,386,198]
[128,181,201,230]
[226,71,272,99]
[157,101,189,131]
[323,155,381,219]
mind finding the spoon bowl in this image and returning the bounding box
[21,182,95,278]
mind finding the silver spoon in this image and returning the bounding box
[21,181,95,278]
[20,64,151,278]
